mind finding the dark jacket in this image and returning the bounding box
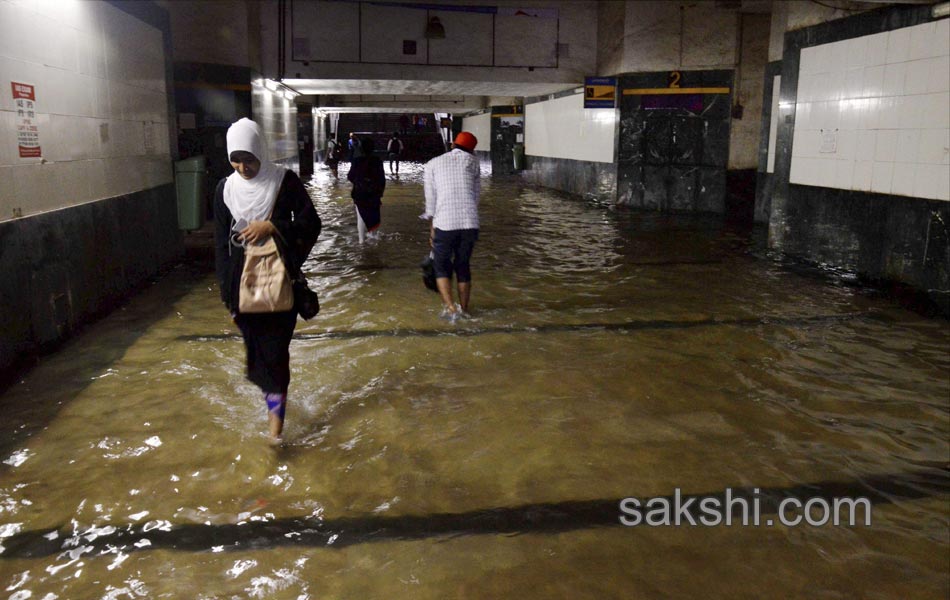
[214,170,321,313]
[347,156,386,202]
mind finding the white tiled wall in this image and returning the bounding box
[461,113,491,151]
[791,19,950,201]
[525,92,615,163]
[0,0,172,220]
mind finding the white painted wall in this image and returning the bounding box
[0,0,172,221]
[461,112,491,151]
[251,79,298,164]
[790,20,950,201]
[525,92,615,163]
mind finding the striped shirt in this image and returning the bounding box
[423,148,480,231]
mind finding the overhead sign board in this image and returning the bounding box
[584,77,616,109]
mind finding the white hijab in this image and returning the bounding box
[223,118,286,223]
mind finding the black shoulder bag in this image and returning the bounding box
[273,229,320,320]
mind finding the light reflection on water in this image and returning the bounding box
[0,161,947,599]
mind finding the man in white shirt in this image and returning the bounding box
[422,131,480,321]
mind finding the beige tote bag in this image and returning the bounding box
[238,236,293,313]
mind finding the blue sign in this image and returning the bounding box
[584,77,616,109]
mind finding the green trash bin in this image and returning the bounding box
[175,155,206,231]
[512,143,525,171]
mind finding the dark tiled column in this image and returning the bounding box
[617,70,734,214]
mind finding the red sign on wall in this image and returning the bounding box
[12,82,41,158]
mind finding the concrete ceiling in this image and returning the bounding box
[282,78,580,108]
[282,78,579,97]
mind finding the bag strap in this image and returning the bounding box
[262,191,307,282]
[270,227,305,282]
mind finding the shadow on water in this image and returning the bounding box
[317,257,725,275]
[0,263,206,463]
[2,467,946,558]
[175,312,871,343]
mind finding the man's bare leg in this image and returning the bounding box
[436,277,456,313]
[458,281,472,314]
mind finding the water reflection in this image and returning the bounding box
[0,160,947,599]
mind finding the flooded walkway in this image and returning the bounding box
[0,163,947,599]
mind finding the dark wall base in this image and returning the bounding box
[781,185,950,313]
[0,185,184,380]
[725,168,756,225]
[523,155,617,203]
[617,165,726,213]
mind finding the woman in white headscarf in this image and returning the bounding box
[214,118,321,444]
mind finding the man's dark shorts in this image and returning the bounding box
[432,228,479,282]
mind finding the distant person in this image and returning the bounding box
[386,132,404,174]
[422,131,480,321]
[213,118,321,444]
[347,137,386,243]
[347,132,361,162]
[399,114,410,134]
[325,136,341,179]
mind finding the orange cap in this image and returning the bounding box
[453,131,478,151]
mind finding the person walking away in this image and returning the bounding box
[213,118,321,444]
[387,132,404,174]
[347,132,361,162]
[347,137,386,243]
[422,131,480,322]
[325,136,341,179]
